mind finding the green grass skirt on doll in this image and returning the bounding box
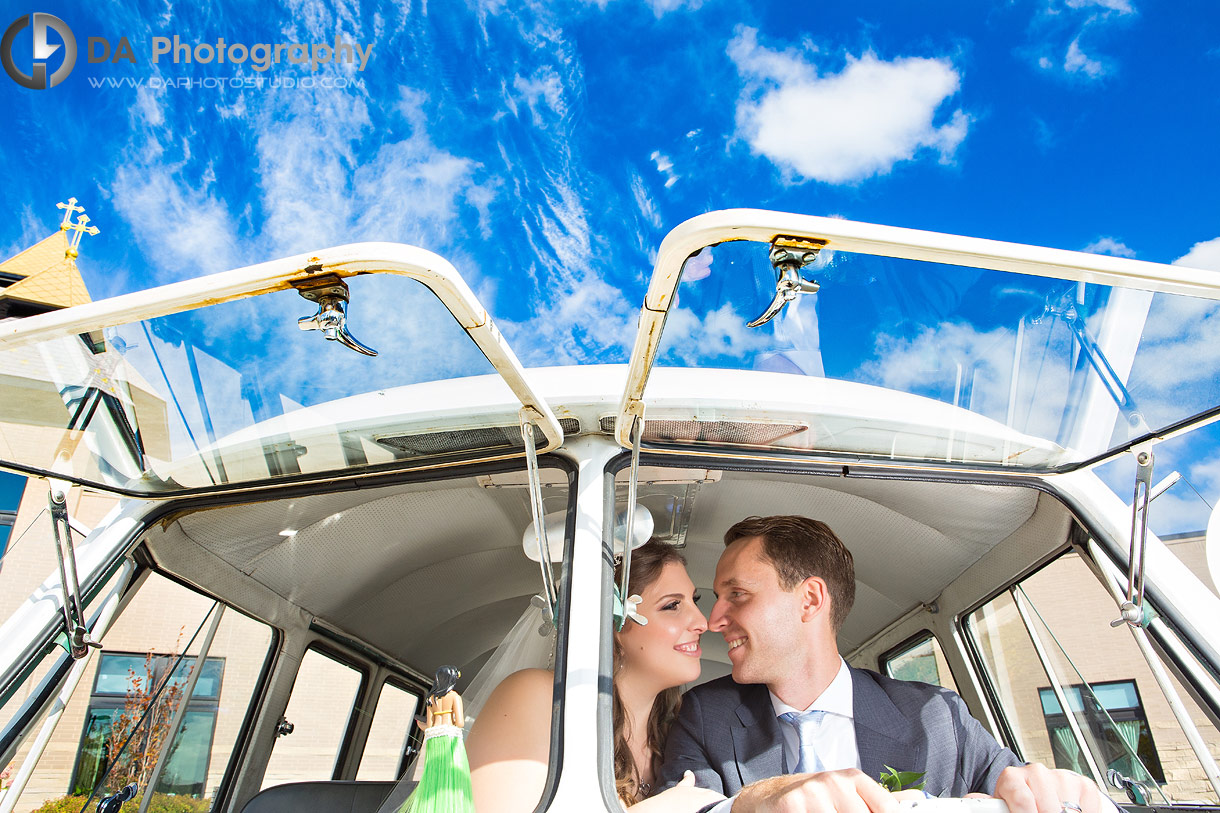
[399,724,474,813]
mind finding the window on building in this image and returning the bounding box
[0,469,22,564]
[880,632,959,693]
[1038,680,1164,784]
[70,652,225,797]
[0,511,13,563]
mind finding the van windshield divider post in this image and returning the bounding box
[1009,586,1108,789]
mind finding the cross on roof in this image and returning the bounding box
[57,197,84,230]
[56,198,100,259]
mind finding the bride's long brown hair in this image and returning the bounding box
[612,539,689,806]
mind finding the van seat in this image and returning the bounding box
[241,780,416,813]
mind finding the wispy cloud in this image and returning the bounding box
[513,68,568,124]
[1027,0,1135,82]
[1064,38,1106,78]
[576,0,703,15]
[1065,0,1133,12]
[110,89,242,282]
[728,28,970,184]
[1083,236,1135,257]
[650,151,679,188]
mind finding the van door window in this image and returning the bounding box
[261,647,363,789]
[880,633,959,693]
[966,550,1220,805]
[356,681,420,781]
[1,570,274,813]
[69,652,225,797]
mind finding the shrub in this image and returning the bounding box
[31,793,210,813]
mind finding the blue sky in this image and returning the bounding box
[2,0,1219,530]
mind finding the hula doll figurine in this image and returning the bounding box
[400,666,474,813]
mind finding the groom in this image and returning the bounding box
[658,515,1109,813]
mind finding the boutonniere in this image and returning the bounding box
[879,766,926,792]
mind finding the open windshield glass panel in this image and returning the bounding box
[649,240,1220,471]
[0,270,557,496]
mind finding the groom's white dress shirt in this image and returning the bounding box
[705,658,858,813]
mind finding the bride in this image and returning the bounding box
[465,540,724,811]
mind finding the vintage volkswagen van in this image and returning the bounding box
[0,210,1217,813]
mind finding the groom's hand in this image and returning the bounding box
[994,764,1106,813]
[735,768,897,813]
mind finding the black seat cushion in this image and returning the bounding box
[241,780,417,813]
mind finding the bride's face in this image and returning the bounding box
[617,561,707,690]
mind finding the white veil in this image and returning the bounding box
[373,598,556,813]
[461,597,557,728]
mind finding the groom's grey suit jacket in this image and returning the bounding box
[658,666,1022,798]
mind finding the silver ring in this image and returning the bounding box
[1061,802,1083,813]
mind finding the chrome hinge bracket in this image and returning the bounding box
[48,478,102,659]
[293,272,378,357]
[1112,443,1156,628]
[747,236,826,328]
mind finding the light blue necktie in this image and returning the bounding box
[780,709,828,774]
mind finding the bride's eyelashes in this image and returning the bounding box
[660,593,701,612]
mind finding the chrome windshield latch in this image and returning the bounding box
[294,273,378,357]
[1112,444,1156,629]
[48,479,102,659]
[747,237,825,328]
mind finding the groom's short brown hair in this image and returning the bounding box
[723,515,856,632]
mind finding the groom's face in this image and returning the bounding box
[709,536,806,686]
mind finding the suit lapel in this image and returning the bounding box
[852,668,927,784]
[730,684,786,789]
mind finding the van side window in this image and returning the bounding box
[880,633,959,693]
[261,647,364,789]
[356,681,420,781]
[965,550,1220,805]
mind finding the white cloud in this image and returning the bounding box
[1083,237,1135,257]
[1065,39,1107,78]
[729,29,970,184]
[630,172,663,230]
[1107,244,1220,423]
[644,0,703,14]
[112,165,241,280]
[650,150,679,188]
[1066,0,1134,13]
[1027,0,1134,81]
[513,68,568,123]
[854,320,1097,445]
[658,302,774,365]
[1175,236,1220,271]
[576,0,702,14]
